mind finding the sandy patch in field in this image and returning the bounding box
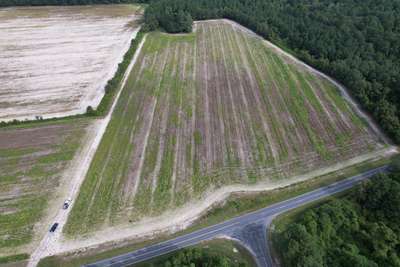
[0,5,142,121]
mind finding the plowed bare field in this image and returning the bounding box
[0,5,142,121]
[0,120,89,254]
[65,20,384,235]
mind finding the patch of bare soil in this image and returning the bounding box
[0,124,74,149]
[0,5,143,122]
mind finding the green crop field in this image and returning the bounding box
[65,20,383,235]
[0,120,89,255]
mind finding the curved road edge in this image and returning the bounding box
[83,165,389,267]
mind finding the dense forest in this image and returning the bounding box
[274,168,400,267]
[144,0,400,144]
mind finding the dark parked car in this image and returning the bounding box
[49,223,59,232]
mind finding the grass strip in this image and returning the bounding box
[0,253,29,264]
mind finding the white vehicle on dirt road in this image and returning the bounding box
[63,198,72,210]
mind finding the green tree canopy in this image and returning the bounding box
[276,171,400,267]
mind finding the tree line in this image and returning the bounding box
[144,0,400,144]
[274,165,400,267]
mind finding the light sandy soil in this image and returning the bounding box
[27,33,147,267]
[0,5,142,122]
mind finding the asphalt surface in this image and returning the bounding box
[84,166,388,267]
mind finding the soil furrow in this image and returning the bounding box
[214,23,248,167]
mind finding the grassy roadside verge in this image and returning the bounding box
[133,239,256,267]
[38,239,256,267]
[37,153,398,267]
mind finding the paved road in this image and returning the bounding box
[84,166,388,267]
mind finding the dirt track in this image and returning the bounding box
[27,33,147,267]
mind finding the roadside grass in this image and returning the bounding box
[37,155,395,267]
[0,116,90,131]
[191,156,394,227]
[38,239,255,267]
[132,238,256,267]
[0,253,29,265]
